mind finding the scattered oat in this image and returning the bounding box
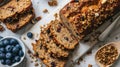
[96,45,118,65]
[48,0,58,6]
[88,64,92,67]
[35,63,39,66]
[0,25,5,32]
[43,9,48,13]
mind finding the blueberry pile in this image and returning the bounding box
[0,38,24,66]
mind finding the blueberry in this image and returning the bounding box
[0,53,5,59]
[0,41,4,47]
[6,59,12,65]
[1,59,6,65]
[19,50,24,57]
[15,44,22,50]
[12,47,19,54]
[15,56,20,62]
[10,38,18,45]
[0,48,5,53]
[5,45,13,52]
[27,32,33,38]
[3,39,10,46]
[6,53,12,59]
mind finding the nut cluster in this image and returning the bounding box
[96,45,118,65]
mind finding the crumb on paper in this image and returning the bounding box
[23,37,26,40]
[31,61,33,63]
[48,0,58,6]
[88,64,92,67]
[43,9,48,13]
[28,50,32,54]
[0,25,5,32]
[35,16,42,21]
[35,63,39,66]
[54,13,58,18]
[87,50,92,55]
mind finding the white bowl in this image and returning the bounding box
[0,36,26,67]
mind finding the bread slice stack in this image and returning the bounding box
[33,19,79,67]
[33,0,120,67]
[0,0,35,32]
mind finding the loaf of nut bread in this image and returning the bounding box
[5,8,35,32]
[0,0,32,22]
[32,40,66,67]
[40,24,69,58]
[50,20,79,49]
[60,0,120,39]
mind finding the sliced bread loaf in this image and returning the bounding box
[5,9,34,32]
[40,24,69,58]
[50,20,79,49]
[60,0,120,39]
[0,0,32,21]
[32,40,66,67]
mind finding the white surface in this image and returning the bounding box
[0,0,120,67]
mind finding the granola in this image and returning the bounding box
[96,45,118,65]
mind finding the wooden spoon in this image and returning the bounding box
[95,42,120,67]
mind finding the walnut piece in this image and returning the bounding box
[48,0,58,6]
[43,9,48,13]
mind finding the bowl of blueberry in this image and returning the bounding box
[0,36,25,66]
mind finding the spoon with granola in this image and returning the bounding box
[95,42,120,67]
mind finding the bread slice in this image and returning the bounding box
[60,0,120,39]
[40,24,69,58]
[32,40,66,67]
[0,0,32,21]
[50,20,79,49]
[5,9,34,32]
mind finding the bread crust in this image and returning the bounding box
[60,0,120,39]
[0,0,32,22]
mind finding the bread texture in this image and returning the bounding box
[32,40,66,67]
[50,20,79,49]
[40,24,69,58]
[60,0,120,39]
[0,0,32,21]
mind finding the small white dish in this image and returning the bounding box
[0,36,26,67]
